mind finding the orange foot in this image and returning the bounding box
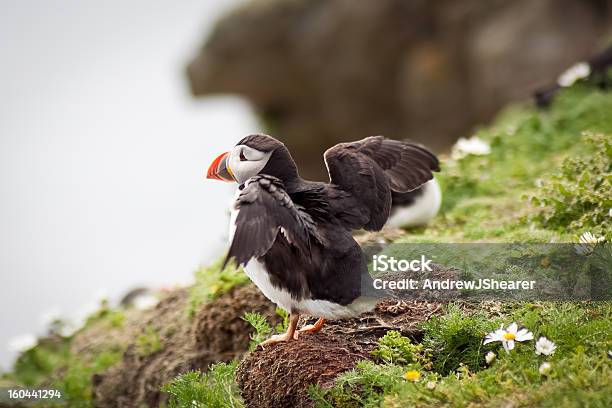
[298,317,326,335]
[259,331,298,348]
[259,313,300,348]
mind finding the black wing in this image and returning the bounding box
[223,175,317,268]
[324,136,439,231]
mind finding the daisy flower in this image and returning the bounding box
[483,323,533,353]
[574,231,605,255]
[485,351,496,365]
[535,336,557,356]
[451,136,491,160]
[539,362,552,375]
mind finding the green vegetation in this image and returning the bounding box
[311,302,612,407]
[188,258,250,317]
[421,305,498,374]
[162,362,243,408]
[242,309,290,351]
[528,132,611,238]
[418,85,612,243]
[135,325,164,356]
[6,335,123,407]
[4,299,128,407]
[370,331,430,367]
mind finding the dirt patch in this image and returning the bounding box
[92,284,278,408]
[194,284,282,356]
[237,298,443,408]
[237,333,372,408]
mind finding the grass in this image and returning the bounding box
[188,258,250,317]
[311,302,612,408]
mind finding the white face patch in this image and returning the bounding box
[227,144,273,184]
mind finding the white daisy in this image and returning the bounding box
[485,351,496,365]
[483,323,533,353]
[574,231,605,255]
[558,62,591,87]
[451,136,491,160]
[580,231,605,245]
[535,336,557,356]
[539,362,552,375]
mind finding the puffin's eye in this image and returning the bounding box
[239,150,248,161]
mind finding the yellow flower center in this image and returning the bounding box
[404,370,421,382]
[503,332,516,341]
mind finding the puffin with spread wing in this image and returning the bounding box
[207,134,439,345]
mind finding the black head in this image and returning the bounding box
[207,134,299,185]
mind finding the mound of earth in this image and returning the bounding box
[237,332,371,408]
[237,299,443,408]
[194,283,283,356]
[92,284,278,408]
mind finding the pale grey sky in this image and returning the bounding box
[0,0,257,369]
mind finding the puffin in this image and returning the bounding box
[206,134,439,345]
[386,179,441,228]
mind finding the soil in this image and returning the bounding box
[89,268,447,407]
[236,299,443,408]
[91,284,279,408]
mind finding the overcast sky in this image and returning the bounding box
[0,0,256,369]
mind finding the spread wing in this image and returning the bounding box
[324,136,439,231]
[223,175,317,268]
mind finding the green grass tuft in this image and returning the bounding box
[161,362,243,408]
[188,258,250,317]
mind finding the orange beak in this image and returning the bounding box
[206,152,235,182]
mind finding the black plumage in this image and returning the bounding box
[222,135,439,311]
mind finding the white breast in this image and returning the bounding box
[228,186,375,319]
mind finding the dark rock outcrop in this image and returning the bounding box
[188,0,612,178]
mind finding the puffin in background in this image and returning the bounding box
[207,134,439,345]
[387,178,441,228]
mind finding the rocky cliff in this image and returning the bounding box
[187,0,612,178]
